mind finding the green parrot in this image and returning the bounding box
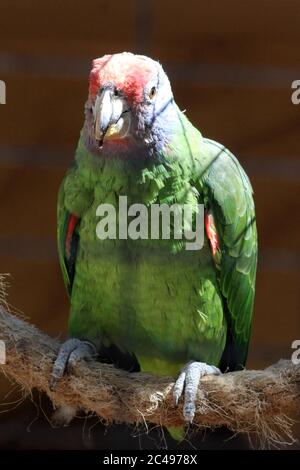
[51,53,257,434]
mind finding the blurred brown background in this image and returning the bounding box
[0,0,299,450]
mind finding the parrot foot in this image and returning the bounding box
[50,338,97,391]
[173,361,221,423]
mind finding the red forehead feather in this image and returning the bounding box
[89,54,153,103]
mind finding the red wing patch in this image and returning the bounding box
[205,212,220,257]
[65,214,79,259]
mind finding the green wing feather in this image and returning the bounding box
[202,138,257,369]
[57,178,79,296]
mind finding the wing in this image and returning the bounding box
[57,178,80,296]
[202,138,257,371]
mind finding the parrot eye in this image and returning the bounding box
[149,86,156,99]
[114,88,120,97]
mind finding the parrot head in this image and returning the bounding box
[85,52,175,152]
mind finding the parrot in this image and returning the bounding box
[51,52,257,439]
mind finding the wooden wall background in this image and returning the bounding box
[0,0,299,449]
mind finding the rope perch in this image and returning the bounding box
[0,305,299,448]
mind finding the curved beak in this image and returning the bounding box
[93,88,131,147]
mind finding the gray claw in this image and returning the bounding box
[50,338,97,391]
[173,361,221,422]
[173,370,186,406]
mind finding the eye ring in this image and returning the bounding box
[149,86,156,99]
